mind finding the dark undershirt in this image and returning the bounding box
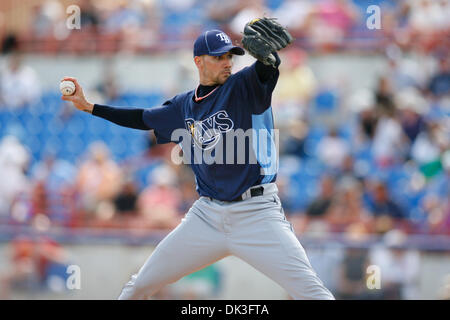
[92,52,280,130]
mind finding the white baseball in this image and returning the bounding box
[60,80,76,96]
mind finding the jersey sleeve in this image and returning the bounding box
[142,97,185,144]
[235,62,280,115]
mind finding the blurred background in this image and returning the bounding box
[0,0,449,300]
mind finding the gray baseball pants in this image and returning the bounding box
[118,183,334,300]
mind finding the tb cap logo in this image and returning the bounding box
[216,32,231,44]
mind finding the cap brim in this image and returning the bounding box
[209,45,245,56]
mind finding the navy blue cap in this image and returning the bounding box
[193,30,245,57]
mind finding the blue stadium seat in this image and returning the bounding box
[313,89,338,113]
[338,124,354,142]
[354,142,373,163]
[265,0,284,10]
[65,117,85,136]
[303,126,327,157]
[40,93,61,113]
[24,135,42,154]
[0,111,13,134]
[288,175,319,211]
[303,158,324,178]
[134,163,160,190]
[64,137,85,155]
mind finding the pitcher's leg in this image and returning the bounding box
[229,208,334,300]
[118,206,228,299]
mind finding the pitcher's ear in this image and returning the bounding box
[194,55,204,68]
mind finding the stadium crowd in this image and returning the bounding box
[0,0,449,301]
[0,0,449,54]
[0,0,448,237]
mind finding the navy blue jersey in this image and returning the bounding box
[142,62,279,201]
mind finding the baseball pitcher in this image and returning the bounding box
[62,18,335,300]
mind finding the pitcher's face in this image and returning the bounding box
[195,52,234,86]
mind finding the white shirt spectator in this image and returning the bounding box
[0,55,41,108]
[372,116,404,164]
[369,245,421,299]
[273,0,314,31]
[409,0,450,33]
[0,136,31,216]
[316,132,350,169]
[229,0,270,36]
[411,130,441,165]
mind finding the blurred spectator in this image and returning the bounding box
[0,236,71,299]
[365,180,406,233]
[0,236,40,298]
[228,0,270,36]
[102,2,146,34]
[101,1,149,53]
[327,178,372,233]
[369,230,421,299]
[281,119,308,159]
[163,0,196,13]
[395,87,427,145]
[372,108,408,167]
[0,53,41,108]
[306,174,335,220]
[349,89,378,145]
[31,154,77,225]
[427,55,450,98]
[136,0,163,50]
[206,0,246,29]
[137,163,181,229]
[1,33,18,54]
[31,154,77,194]
[78,0,100,31]
[336,155,362,183]
[113,178,139,217]
[273,48,317,122]
[307,0,359,50]
[411,119,446,180]
[29,1,65,39]
[419,194,450,235]
[0,136,30,219]
[407,0,449,35]
[316,127,350,169]
[375,75,395,114]
[272,0,314,38]
[335,247,377,299]
[0,11,7,52]
[30,181,48,218]
[417,150,450,234]
[384,55,430,91]
[358,107,378,143]
[75,141,123,222]
[301,175,336,234]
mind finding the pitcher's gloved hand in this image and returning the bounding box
[242,17,293,67]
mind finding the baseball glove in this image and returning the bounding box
[242,17,293,67]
